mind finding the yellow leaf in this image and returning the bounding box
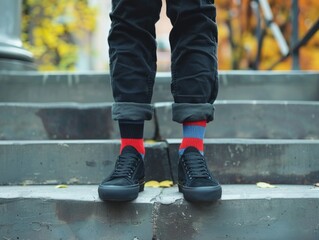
[159,180,173,188]
[144,140,157,144]
[55,184,68,189]
[256,182,277,188]
[145,181,160,188]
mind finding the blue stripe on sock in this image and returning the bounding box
[182,125,206,139]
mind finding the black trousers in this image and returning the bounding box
[110,0,218,123]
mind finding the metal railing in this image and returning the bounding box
[252,0,319,70]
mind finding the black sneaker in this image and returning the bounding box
[98,146,145,201]
[178,147,222,202]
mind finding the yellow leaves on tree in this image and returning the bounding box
[22,0,97,71]
[216,0,319,70]
[22,0,318,71]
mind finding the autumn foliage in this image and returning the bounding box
[216,0,319,70]
[22,0,318,71]
[22,0,96,71]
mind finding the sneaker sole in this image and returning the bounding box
[178,185,222,202]
[98,183,144,202]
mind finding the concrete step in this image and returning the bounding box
[1,139,318,185]
[1,71,318,102]
[0,185,318,240]
[156,101,319,139]
[2,100,319,140]
[0,102,155,140]
[168,139,319,185]
[0,140,171,185]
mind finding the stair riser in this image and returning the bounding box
[0,141,171,185]
[1,101,319,140]
[155,198,319,240]
[1,140,318,185]
[168,139,319,184]
[0,199,153,240]
[0,198,317,240]
[156,102,319,139]
[1,72,318,102]
[0,104,155,140]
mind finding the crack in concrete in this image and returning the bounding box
[150,188,164,203]
[151,188,185,240]
[150,188,183,205]
[151,202,161,240]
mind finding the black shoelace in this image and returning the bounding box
[112,154,139,178]
[183,154,211,179]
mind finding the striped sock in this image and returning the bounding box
[179,120,206,156]
[119,120,145,158]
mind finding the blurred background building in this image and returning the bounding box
[21,0,319,71]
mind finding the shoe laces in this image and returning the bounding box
[112,153,139,178]
[183,154,210,179]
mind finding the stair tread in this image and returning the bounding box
[0,185,317,203]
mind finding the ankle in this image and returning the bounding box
[179,120,206,156]
[120,139,145,157]
[119,120,145,157]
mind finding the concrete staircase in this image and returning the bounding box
[0,71,319,239]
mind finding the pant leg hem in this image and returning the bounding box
[172,103,214,123]
[112,102,154,121]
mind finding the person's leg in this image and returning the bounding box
[99,0,162,202]
[166,0,221,202]
[110,0,162,154]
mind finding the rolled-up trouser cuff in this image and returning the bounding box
[172,103,215,123]
[112,102,154,121]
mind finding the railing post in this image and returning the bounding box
[291,0,300,70]
[0,0,35,70]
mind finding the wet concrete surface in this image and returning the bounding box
[0,185,318,240]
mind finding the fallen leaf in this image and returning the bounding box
[144,140,157,144]
[159,180,173,188]
[55,184,68,189]
[256,182,277,188]
[145,181,160,188]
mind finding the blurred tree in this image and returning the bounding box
[22,0,317,71]
[216,0,319,70]
[22,0,96,71]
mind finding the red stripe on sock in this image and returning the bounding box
[179,138,204,152]
[120,138,145,155]
[183,120,207,127]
